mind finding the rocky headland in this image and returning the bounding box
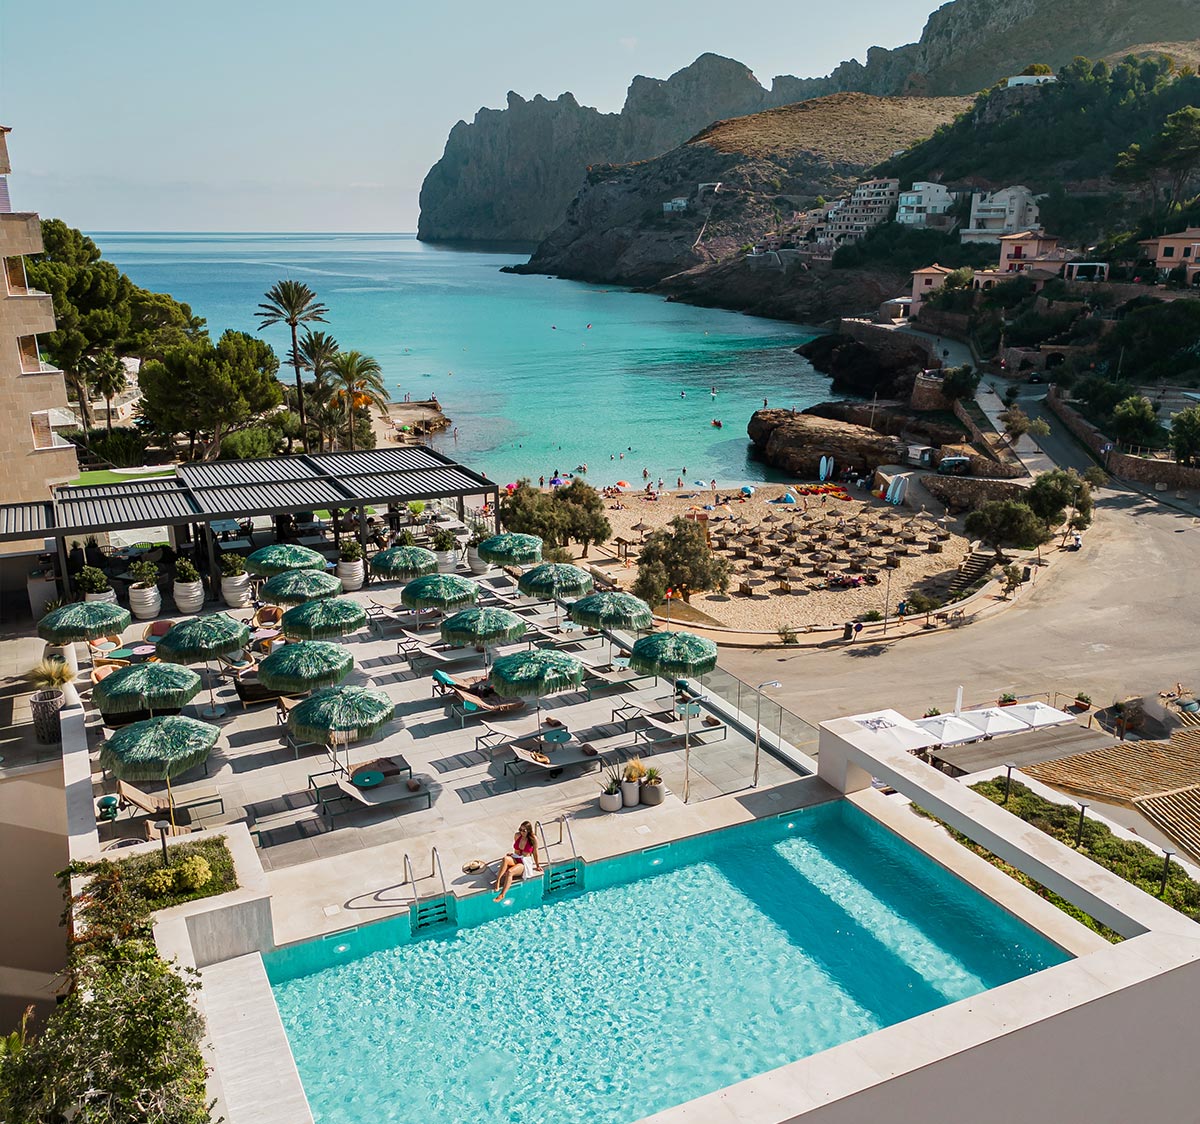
[747,409,905,478]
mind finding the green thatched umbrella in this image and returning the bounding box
[245,543,327,577]
[489,648,584,732]
[155,614,251,719]
[261,568,342,605]
[517,563,594,626]
[99,715,220,822]
[370,545,438,580]
[628,630,718,680]
[400,573,480,610]
[568,591,653,660]
[258,641,353,693]
[38,601,131,644]
[281,597,368,640]
[92,663,201,715]
[440,607,527,665]
[477,533,542,566]
[287,685,395,772]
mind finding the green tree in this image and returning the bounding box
[294,329,341,449]
[328,350,386,452]
[125,287,207,362]
[554,480,612,558]
[1170,405,1200,465]
[255,280,329,449]
[633,517,729,603]
[499,482,565,544]
[1109,395,1161,446]
[84,349,128,433]
[999,404,1031,441]
[1020,64,1054,76]
[1026,468,1094,528]
[1001,564,1024,598]
[139,331,282,459]
[939,364,979,402]
[964,500,1051,559]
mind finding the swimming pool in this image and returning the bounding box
[266,802,1068,1124]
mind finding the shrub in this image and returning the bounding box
[923,706,941,717]
[338,539,364,563]
[432,527,458,552]
[175,855,212,891]
[394,528,415,547]
[129,559,159,588]
[27,658,77,690]
[219,553,246,577]
[174,558,200,583]
[89,428,149,468]
[777,624,798,645]
[220,425,277,460]
[407,501,426,518]
[861,609,883,622]
[632,517,729,604]
[75,565,110,594]
[142,867,177,897]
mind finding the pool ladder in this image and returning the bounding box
[403,847,457,933]
[536,816,583,896]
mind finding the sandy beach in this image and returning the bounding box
[371,401,450,448]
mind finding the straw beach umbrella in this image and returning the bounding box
[517,563,594,627]
[258,641,353,693]
[38,601,132,674]
[99,715,220,823]
[440,607,527,665]
[287,685,396,773]
[370,545,438,580]
[156,613,251,719]
[245,544,327,577]
[401,573,480,610]
[281,597,368,640]
[568,590,653,660]
[92,662,202,717]
[261,568,342,605]
[477,533,543,566]
[628,630,718,680]
[489,649,585,733]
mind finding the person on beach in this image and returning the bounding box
[677,477,683,489]
[539,475,545,488]
[763,398,768,408]
[643,468,649,480]
[494,821,542,902]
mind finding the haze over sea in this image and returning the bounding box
[95,232,828,486]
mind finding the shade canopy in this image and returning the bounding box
[261,568,343,605]
[1002,701,1076,729]
[958,707,1032,737]
[400,573,480,610]
[37,601,131,644]
[370,545,438,579]
[287,685,395,745]
[92,663,202,715]
[281,597,368,640]
[245,543,327,577]
[156,614,251,663]
[629,630,718,679]
[516,563,594,599]
[440,606,527,649]
[489,649,584,699]
[567,591,653,632]
[913,713,983,747]
[98,715,220,782]
[258,641,353,693]
[476,533,542,565]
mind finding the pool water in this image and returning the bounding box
[266,803,1067,1123]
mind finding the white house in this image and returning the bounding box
[662,198,689,214]
[961,185,1042,243]
[1006,74,1057,87]
[897,182,957,227]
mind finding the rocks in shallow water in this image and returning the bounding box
[747,409,905,477]
[797,332,927,399]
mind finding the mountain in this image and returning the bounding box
[417,0,1199,243]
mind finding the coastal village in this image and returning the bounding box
[4,13,1200,1124]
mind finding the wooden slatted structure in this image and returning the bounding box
[1134,786,1200,860]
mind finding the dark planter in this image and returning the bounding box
[30,690,65,745]
[640,781,665,806]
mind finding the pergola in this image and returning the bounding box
[0,445,499,596]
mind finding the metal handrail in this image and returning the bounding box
[402,852,418,906]
[535,816,579,864]
[534,820,553,860]
[430,846,448,896]
[561,815,579,862]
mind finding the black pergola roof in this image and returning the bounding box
[0,445,498,543]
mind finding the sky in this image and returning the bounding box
[1,0,937,232]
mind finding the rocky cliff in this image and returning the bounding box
[747,409,904,477]
[418,0,1197,242]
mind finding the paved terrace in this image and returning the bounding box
[62,572,811,874]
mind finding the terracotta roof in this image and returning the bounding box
[911,263,955,276]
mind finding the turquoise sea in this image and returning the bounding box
[94,233,828,486]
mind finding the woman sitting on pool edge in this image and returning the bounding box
[494,821,542,902]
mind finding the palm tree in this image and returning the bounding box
[292,329,340,448]
[328,351,387,452]
[85,350,128,433]
[308,398,345,453]
[255,281,329,450]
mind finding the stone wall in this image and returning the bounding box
[910,372,952,411]
[837,319,938,366]
[921,473,1027,511]
[950,399,1026,477]
[912,307,973,342]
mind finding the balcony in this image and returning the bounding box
[0,212,45,257]
[30,410,74,451]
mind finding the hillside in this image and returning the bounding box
[512,94,969,287]
[417,0,1198,243]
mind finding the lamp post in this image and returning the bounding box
[753,681,783,787]
[882,565,893,635]
[1003,762,1016,805]
[681,694,702,804]
[154,820,171,867]
[1160,850,1175,896]
[1074,802,1089,848]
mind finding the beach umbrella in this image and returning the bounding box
[282,597,368,640]
[440,607,527,663]
[38,601,131,644]
[99,715,220,823]
[245,543,327,577]
[287,685,396,773]
[92,662,201,716]
[568,591,653,632]
[156,613,251,719]
[615,480,630,488]
[549,476,565,487]
[371,545,438,579]
[489,648,585,733]
[258,641,353,693]
[477,532,542,566]
[629,630,718,680]
[741,485,755,496]
[400,573,480,610]
[780,493,796,504]
[517,563,594,626]
[261,568,342,605]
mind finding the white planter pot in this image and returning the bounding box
[129,583,162,621]
[337,558,365,592]
[221,573,252,608]
[173,579,205,614]
[466,547,492,576]
[84,588,117,604]
[435,550,457,574]
[599,791,623,813]
[620,779,641,807]
[640,781,665,806]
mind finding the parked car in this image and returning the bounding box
[1026,373,1044,384]
[936,456,971,476]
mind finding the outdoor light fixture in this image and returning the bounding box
[154,820,171,865]
[753,680,783,787]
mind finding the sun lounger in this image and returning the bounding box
[449,688,524,727]
[142,820,200,840]
[307,768,432,817]
[367,599,441,634]
[397,630,473,666]
[503,742,607,785]
[118,779,225,817]
[249,805,324,845]
[584,665,655,700]
[474,721,545,759]
[431,668,487,696]
[634,711,728,746]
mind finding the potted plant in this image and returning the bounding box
[173,558,205,614]
[640,765,665,806]
[337,539,365,592]
[998,692,1018,707]
[407,500,426,524]
[27,658,76,741]
[394,528,416,547]
[622,757,646,807]
[220,553,251,608]
[127,559,162,620]
[432,527,458,573]
[598,761,623,813]
[923,706,941,717]
[76,565,116,604]
[466,521,493,576]
[1074,691,1092,712]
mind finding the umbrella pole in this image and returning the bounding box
[166,772,176,828]
[683,707,691,804]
